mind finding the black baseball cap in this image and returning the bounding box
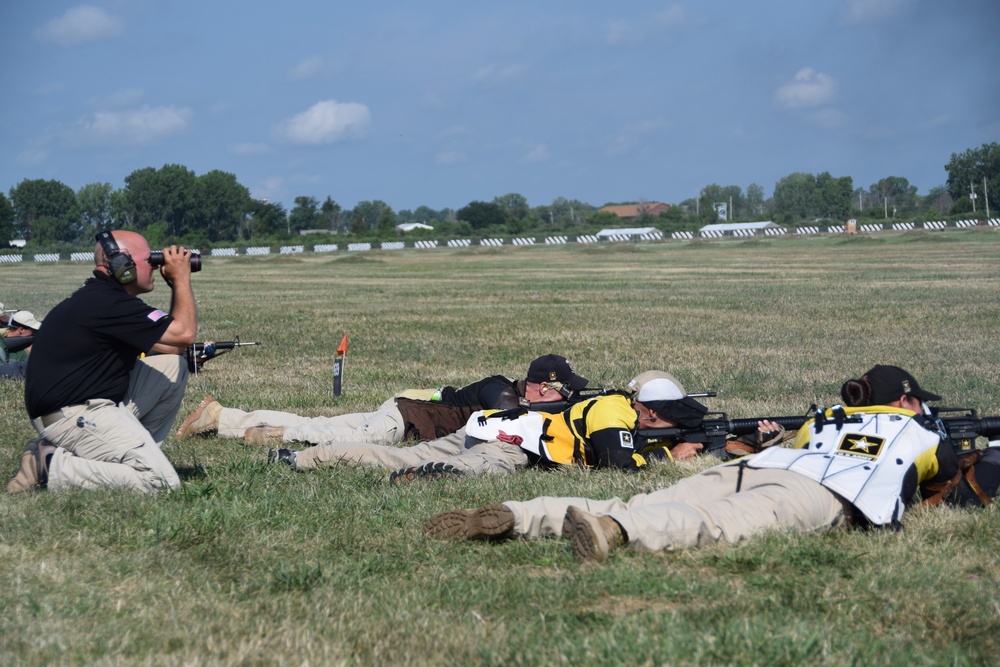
[863,365,941,404]
[526,354,589,391]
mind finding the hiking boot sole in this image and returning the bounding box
[424,503,514,541]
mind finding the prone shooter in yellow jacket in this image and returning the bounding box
[389,370,711,482]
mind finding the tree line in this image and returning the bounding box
[2,143,997,250]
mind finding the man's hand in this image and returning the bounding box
[671,441,704,461]
[757,419,786,448]
[158,245,193,286]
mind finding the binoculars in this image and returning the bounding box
[149,251,202,272]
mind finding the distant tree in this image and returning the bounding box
[815,172,853,219]
[533,197,593,227]
[945,142,1000,211]
[868,176,917,218]
[320,196,342,232]
[247,199,287,239]
[0,192,15,244]
[587,211,620,228]
[920,186,953,218]
[195,170,251,241]
[700,184,744,221]
[348,200,393,234]
[492,192,530,222]
[77,182,116,237]
[124,164,198,237]
[400,205,449,225]
[658,206,683,222]
[697,191,718,223]
[289,196,320,234]
[457,200,504,229]
[109,189,133,229]
[772,173,815,223]
[9,178,81,242]
[746,183,765,217]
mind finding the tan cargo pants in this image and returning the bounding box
[31,354,188,493]
[505,464,847,552]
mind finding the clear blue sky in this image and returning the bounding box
[2,1,998,212]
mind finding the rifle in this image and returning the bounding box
[636,413,811,460]
[186,337,262,373]
[525,386,609,413]
[930,408,1000,456]
[637,406,1000,461]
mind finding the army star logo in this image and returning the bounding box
[837,433,885,459]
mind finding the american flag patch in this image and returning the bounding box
[147,310,168,322]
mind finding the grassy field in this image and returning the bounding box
[2,230,999,666]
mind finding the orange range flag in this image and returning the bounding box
[333,334,348,397]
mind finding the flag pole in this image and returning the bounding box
[333,333,348,397]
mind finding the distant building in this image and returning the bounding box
[595,227,661,238]
[396,222,434,233]
[599,202,669,221]
[698,221,780,234]
[9,239,26,248]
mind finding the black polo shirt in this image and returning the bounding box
[439,375,520,410]
[25,272,172,419]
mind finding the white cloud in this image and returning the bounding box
[35,5,123,46]
[276,100,371,145]
[774,68,836,110]
[232,142,269,156]
[521,144,550,164]
[290,57,323,80]
[73,105,192,146]
[843,0,908,24]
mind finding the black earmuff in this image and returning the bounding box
[96,230,137,285]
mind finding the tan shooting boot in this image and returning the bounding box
[176,395,222,440]
[564,506,625,563]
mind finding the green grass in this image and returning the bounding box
[2,231,1000,666]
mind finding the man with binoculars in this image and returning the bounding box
[8,230,198,493]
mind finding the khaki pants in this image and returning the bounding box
[505,465,847,552]
[32,355,188,493]
[293,429,467,471]
[415,439,529,476]
[217,396,405,445]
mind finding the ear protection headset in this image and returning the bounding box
[95,230,137,285]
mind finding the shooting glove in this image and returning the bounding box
[724,425,788,457]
